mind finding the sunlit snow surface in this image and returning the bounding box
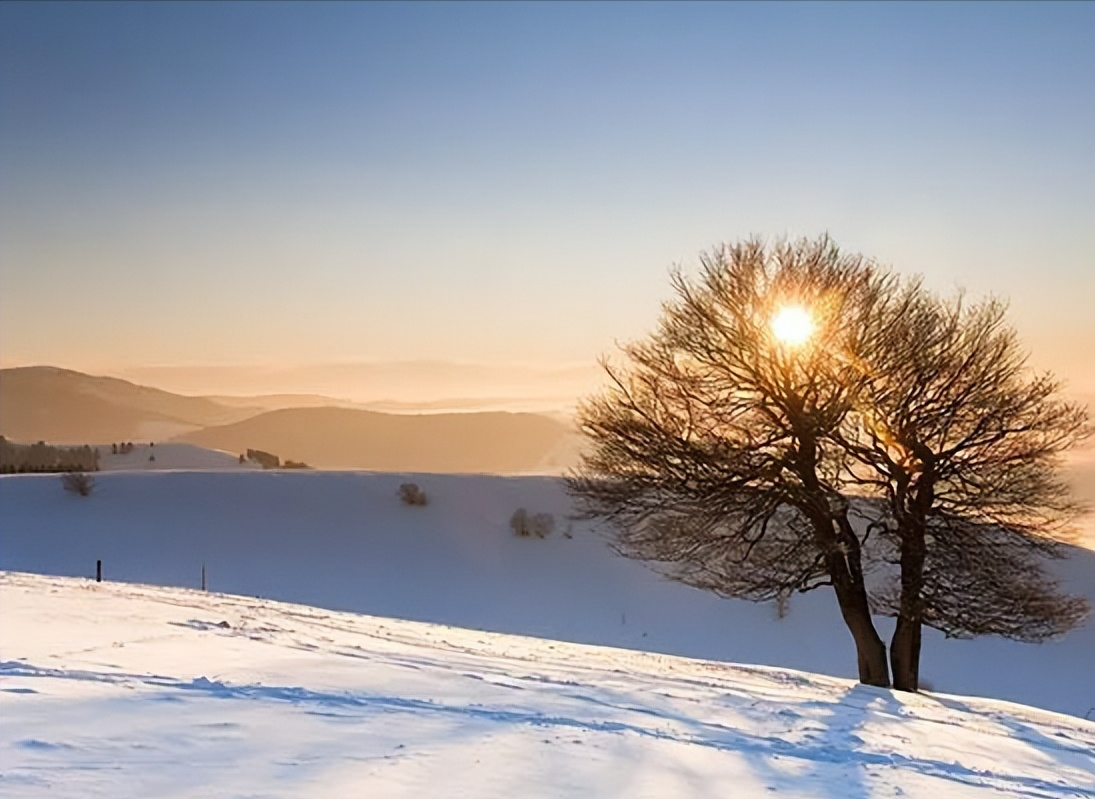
[1,572,1093,798]
[2,470,1094,719]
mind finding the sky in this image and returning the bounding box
[1,1,1093,402]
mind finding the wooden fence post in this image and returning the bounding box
[96,559,102,583]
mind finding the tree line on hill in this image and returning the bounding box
[0,436,100,473]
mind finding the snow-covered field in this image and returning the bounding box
[2,571,1093,798]
[2,463,1093,796]
[2,469,1093,722]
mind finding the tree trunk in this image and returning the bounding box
[832,573,891,685]
[827,514,891,687]
[891,615,922,692]
[891,530,926,691]
[797,433,890,687]
[891,474,931,692]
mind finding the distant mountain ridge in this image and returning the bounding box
[205,393,367,411]
[118,360,601,406]
[0,366,259,443]
[176,406,578,473]
[0,366,579,473]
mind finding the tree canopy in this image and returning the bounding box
[568,236,1090,691]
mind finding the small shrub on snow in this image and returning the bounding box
[398,482,428,506]
[61,471,95,497]
[510,508,555,538]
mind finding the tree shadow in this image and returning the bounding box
[4,658,1092,797]
[924,691,1095,776]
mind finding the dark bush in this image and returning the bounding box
[61,471,95,497]
[398,482,428,506]
[246,449,280,469]
[510,508,554,538]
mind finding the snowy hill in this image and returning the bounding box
[1,470,1092,720]
[2,572,1092,799]
[97,442,260,471]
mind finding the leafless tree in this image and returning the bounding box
[842,288,1090,691]
[568,237,896,686]
[569,235,1091,692]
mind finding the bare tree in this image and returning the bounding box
[842,288,1090,691]
[568,237,895,686]
[569,235,1091,692]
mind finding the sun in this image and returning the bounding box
[771,305,814,347]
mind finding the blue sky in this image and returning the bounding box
[2,1,1093,396]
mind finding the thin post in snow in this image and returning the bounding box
[96,559,102,583]
[201,563,206,592]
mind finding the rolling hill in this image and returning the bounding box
[0,367,579,473]
[175,406,578,473]
[0,366,259,443]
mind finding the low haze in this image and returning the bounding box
[1,1,1093,407]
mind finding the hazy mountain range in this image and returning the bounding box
[0,366,579,473]
[115,360,602,412]
[0,366,258,442]
[3,365,1090,489]
[177,407,576,473]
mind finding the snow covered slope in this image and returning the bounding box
[97,442,260,471]
[2,572,1092,799]
[1,471,1092,719]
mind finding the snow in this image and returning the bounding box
[96,442,259,471]
[2,571,1093,798]
[2,469,1093,721]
